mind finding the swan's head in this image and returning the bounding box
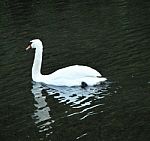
[26,39,43,50]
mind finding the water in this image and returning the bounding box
[0,0,150,140]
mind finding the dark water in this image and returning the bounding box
[0,0,150,141]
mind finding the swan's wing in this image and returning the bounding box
[49,65,101,79]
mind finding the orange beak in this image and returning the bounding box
[26,45,31,51]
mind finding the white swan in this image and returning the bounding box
[26,39,107,87]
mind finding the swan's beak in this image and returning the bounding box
[26,45,31,51]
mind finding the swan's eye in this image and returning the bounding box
[26,42,32,50]
[28,42,32,46]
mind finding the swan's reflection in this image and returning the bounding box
[31,82,53,134]
[31,81,110,138]
[45,83,109,108]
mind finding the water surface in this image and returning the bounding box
[0,0,150,141]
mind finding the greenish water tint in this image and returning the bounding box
[0,0,150,140]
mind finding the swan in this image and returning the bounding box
[26,39,107,87]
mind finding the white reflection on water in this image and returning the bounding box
[31,81,109,138]
[31,82,53,134]
[76,133,88,140]
[46,83,109,108]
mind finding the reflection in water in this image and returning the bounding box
[31,82,53,136]
[31,81,109,140]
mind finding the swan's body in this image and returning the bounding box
[26,39,106,87]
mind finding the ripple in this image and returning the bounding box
[31,81,110,138]
[76,133,87,140]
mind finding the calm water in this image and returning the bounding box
[0,0,150,141]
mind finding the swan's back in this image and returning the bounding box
[49,65,101,79]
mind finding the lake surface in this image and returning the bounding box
[0,0,150,141]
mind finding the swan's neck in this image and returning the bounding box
[32,48,43,81]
